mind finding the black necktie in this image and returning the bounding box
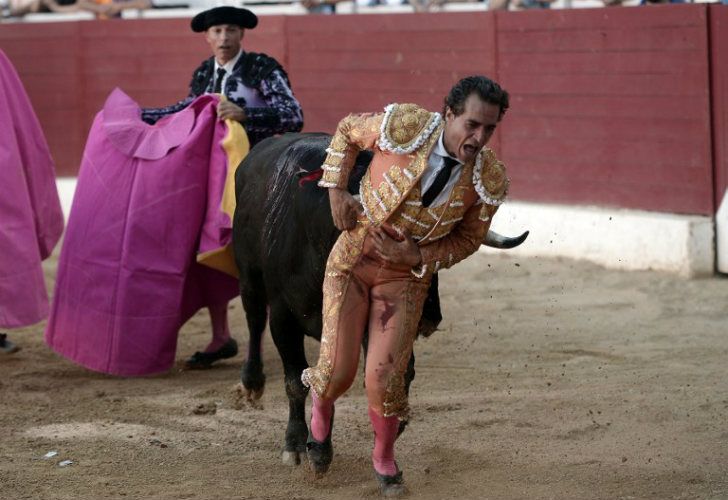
[213,67,226,94]
[422,156,459,207]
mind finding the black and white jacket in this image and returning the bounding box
[142,51,303,146]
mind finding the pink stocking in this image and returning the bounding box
[206,302,231,352]
[310,392,335,442]
[369,407,400,476]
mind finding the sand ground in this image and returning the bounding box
[1,251,727,500]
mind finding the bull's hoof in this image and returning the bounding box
[306,432,333,476]
[245,385,265,402]
[375,470,407,498]
[185,338,238,369]
[281,449,304,466]
[232,383,264,410]
[240,359,266,400]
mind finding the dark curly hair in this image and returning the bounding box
[443,75,509,121]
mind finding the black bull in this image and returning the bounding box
[232,133,527,465]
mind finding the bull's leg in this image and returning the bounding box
[417,273,442,337]
[239,268,267,401]
[268,301,309,466]
[399,351,415,437]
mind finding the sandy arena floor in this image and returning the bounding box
[1,251,727,500]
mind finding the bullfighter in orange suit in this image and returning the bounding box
[301,76,511,496]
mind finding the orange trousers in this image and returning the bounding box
[302,226,430,419]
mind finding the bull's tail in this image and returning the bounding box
[262,133,332,258]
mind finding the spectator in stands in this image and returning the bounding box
[5,0,149,18]
[6,0,49,16]
[90,0,151,19]
[489,0,553,10]
[141,6,303,369]
[302,0,342,14]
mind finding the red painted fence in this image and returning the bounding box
[1,4,726,216]
[712,5,728,212]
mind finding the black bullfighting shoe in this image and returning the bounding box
[0,333,20,354]
[375,468,407,498]
[185,338,238,369]
[306,409,335,476]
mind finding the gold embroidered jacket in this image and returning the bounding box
[319,103,509,278]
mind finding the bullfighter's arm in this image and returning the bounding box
[414,203,497,277]
[141,95,196,124]
[243,68,304,136]
[318,112,384,190]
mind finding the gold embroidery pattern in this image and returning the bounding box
[379,104,441,154]
[473,148,509,205]
[301,229,365,397]
[319,114,383,189]
[360,122,443,225]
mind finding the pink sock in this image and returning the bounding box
[310,392,334,442]
[369,407,400,476]
[206,303,231,352]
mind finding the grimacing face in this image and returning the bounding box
[205,24,244,65]
[443,93,501,164]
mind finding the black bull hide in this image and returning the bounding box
[232,132,524,465]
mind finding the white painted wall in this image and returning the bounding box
[56,178,77,223]
[483,201,715,277]
[715,189,728,273]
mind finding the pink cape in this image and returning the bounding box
[45,89,240,376]
[0,49,64,328]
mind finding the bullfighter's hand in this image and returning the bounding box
[217,101,247,123]
[368,226,422,267]
[329,188,363,231]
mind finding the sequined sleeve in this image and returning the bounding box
[243,68,304,139]
[414,203,495,276]
[141,95,196,125]
[318,112,384,189]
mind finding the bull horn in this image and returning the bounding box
[483,230,529,249]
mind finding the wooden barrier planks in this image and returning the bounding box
[0,5,724,216]
[711,5,728,210]
[495,5,713,215]
[286,12,498,137]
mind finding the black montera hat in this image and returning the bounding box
[190,6,258,32]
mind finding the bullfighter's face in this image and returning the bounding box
[443,94,500,164]
[205,24,244,65]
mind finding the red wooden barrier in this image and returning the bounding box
[286,12,497,140]
[711,5,728,211]
[495,5,713,215]
[0,16,286,176]
[0,5,724,217]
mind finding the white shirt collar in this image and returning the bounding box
[215,49,243,73]
[434,131,460,165]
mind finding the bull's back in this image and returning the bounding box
[233,133,372,338]
[233,134,335,320]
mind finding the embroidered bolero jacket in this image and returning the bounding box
[318,103,509,278]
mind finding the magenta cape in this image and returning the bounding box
[45,89,241,376]
[0,49,64,328]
